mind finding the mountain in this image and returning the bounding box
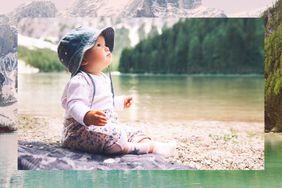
[7,0,57,25]
[17,17,179,71]
[65,0,226,17]
[0,24,17,107]
[17,17,178,47]
[2,0,279,21]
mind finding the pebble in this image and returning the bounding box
[103,158,116,164]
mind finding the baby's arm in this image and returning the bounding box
[63,76,106,126]
[114,96,133,110]
[124,96,133,109]
[83,110,107,126]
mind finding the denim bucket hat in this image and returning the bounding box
[57,26,114,77]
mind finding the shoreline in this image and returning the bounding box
[18,71,263,77]
[17,114,264,170]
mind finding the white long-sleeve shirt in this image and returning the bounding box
[61,71,125,126]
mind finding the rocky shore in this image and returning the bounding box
[17,115,264,170]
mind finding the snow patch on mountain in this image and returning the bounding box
[18,34,57,51]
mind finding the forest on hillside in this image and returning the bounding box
[119,18,264,74]
[264,0,282,132]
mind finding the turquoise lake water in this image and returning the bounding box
[0,133,281,187]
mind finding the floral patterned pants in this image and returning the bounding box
[62,110,151,155]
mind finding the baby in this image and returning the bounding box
[58,26,176,157]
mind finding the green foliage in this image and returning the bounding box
[138,23,146,41]
[263,0,282,37]
[263,0,282,132]
[119,18,264,74]
[18,46,65,72]
[264,10,282,97]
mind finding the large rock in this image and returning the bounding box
[0,24,17,133]
[18,141,193,170]
[0,24,17,96]
[0,114,16,133]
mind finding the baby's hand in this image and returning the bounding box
[124,96,133,109]
[83,110,107,126]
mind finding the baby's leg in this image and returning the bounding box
[62,119,151,155]
[139,139,177,157]
[62,118,107,153]
[102,124,151,155]
[122,142,151,154]
[125,125,177,157]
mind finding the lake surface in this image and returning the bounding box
[0,133,281,187]
[18,73,264,122]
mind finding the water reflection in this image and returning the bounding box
[18,73,264,122]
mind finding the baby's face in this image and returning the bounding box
[81,35,112,74]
